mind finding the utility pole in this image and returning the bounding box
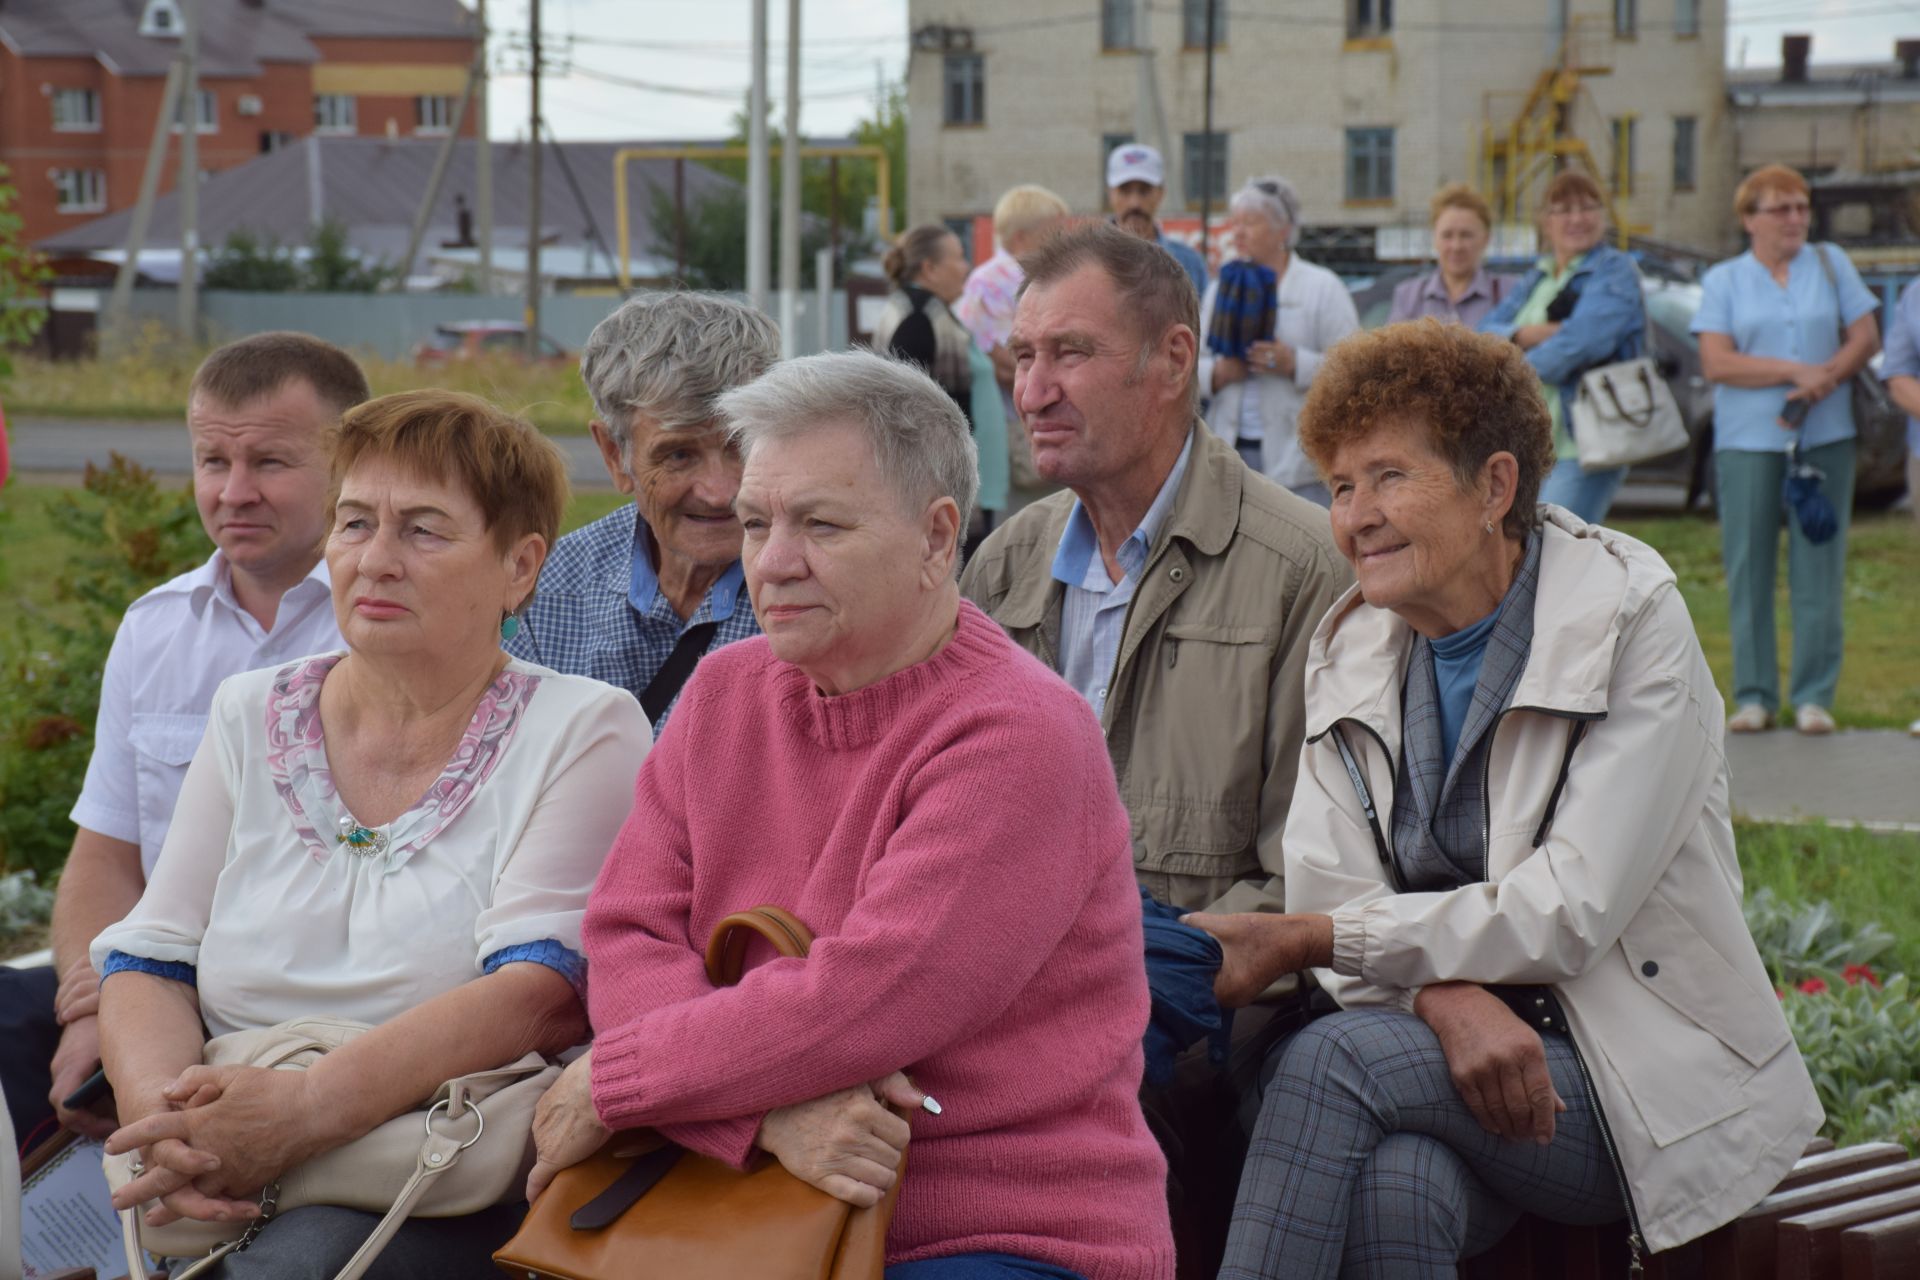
[1200,0,1217,256]
[778,0,801,356]
[178,0,200,338]
[525,0,543,358]
[476,0,493,294]
[106,59,184,344]
[747,0,770,313]
[1131,0,1170,184]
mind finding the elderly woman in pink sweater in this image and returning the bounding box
[525,349,1173,1280]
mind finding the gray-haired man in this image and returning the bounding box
[505,293,779,725]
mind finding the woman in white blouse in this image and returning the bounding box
[1199,176,1361,506]
[91,391,650,1276]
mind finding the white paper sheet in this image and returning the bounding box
[19,1136,143,1279]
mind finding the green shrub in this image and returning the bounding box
[1781,970,1920,1151]
[0,457,207,878]
[1743,886,1898,987]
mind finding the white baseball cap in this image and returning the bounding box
[1106,143,1165,189]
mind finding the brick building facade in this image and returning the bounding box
[0,0,477,246]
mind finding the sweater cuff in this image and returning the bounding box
[588,1018,659,1133]
[656,1115,764,1171]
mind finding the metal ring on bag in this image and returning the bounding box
[424,1095,486,1151]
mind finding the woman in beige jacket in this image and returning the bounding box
[1190,321,1820,1278]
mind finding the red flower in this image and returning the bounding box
[1842,964,1882,989]
[1775,987,1787,1000]
[1796,977,1830,995]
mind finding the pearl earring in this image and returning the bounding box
[1484,520,1495,535]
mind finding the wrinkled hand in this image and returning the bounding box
[1511,322,1562,351]
[47,1016,115,1140]
[107,1064,325,1205]
[54,959,101,1026]
[526,1051,609,1204]
[756,1072,922,1208]
[1182,912,1335,1009]
[1212,356,1248,391]
[1415,982,1565,1145]
[1247,340,1296,380]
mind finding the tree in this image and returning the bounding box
[198,218,396,293]
[303,218,398,293]
[645,183,834,291]
[202,229,301,292]
[0,164,50,382]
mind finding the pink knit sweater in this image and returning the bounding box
[583,599,1173,1280]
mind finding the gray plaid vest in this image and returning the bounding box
[1390,532,1543,891]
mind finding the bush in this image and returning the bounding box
[1743,886,1898,987]
[0,456,207,879]
[1780,970,1920,1150]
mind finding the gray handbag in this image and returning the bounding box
[1569,357,1690,473]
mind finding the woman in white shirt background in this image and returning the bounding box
[91,391,651,1276]
[1199,176,1361,506]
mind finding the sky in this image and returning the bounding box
[484,1,1919,143]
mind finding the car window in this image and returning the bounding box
[480,330,523,351]
[425,327,463,351]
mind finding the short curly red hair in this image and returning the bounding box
[1297,320,1555,540]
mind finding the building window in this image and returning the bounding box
[1347,0,1392,39]
[1613,116,1638,197]
[171,89,216,133]
[1182,132,1228,205]
[51,88,102,132]
[1671,115,1696,191]
[1102,0,1134,51]
[1345,127,1395,201]
[1182,0,1225,48]
[943,54,984,126]
[314,94,357,133]
[415,95,456,134]
[1674,0,1699,37]
[53,169,106,213]
[1614,0,1636,38]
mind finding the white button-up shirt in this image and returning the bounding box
[69,552,343,876]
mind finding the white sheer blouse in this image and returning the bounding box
[93,655,650,1037]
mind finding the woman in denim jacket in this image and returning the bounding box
[1480,171,1645,524]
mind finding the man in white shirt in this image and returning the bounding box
[0,332,365,1144]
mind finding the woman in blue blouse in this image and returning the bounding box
[1692,165,1880,736]
[1479,171,1646,524]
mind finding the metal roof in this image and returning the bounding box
[36,135,747,277]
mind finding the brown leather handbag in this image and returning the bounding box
[492,906,903,1280]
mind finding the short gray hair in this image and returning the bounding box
[718,349,979,527]
[578,292,780,457]
[1230,176,1303,248]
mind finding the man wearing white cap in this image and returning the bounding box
[1108,142,1210,298]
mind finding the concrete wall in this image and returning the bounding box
[115,289,853,361]
[906,0,1735,254]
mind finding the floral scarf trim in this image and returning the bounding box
[266,654,540,870]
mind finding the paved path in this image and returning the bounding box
[8,416,615,489]
[9,420,1916,833]
[1725,730,1920,833]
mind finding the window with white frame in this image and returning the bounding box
[943,54,984,126]
[1345,127,1395,201]
[415,95,456,133]
[313,94,357,133]
[172,89,216,133]
[1347,0,1392,39]
[1183,131,1229,204]
[51,88,102,132]
[1674,0,1699,37]
[1182,0,1225,47]
[1101,0,1134,51]
[1671,116,1696,191]
[53,169,107,212]
[139,0,181,38]
[1614,0,1637,38]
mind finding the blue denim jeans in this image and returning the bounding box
[1538,457,1628,525]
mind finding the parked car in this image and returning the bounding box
[413,321,572,367]
[1348,270,1908,509]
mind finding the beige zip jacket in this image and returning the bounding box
[1286,507,1821,1252]
[961,425,1351,918]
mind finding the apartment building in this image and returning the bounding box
[0,0,477,245]
[907,1,1736,261]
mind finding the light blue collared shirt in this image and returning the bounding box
[1051,433,1195,718]
[628,522,746,625]
[1882,276,1920,455]
[1692,243,1880,453]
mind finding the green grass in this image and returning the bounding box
[1737,820,1920,978]
[1611,512,1920,730]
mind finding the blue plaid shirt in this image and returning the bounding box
[505,504,760,727]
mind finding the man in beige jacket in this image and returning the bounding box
[958,221,1351,1268]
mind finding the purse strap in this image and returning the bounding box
[704,905,816,985]
[1812,242,1849,346]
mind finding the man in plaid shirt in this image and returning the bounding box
[507,294,778,725]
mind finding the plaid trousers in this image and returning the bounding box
[1220,1009,1623,1279]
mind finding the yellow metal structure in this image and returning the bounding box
[1475,16,1648,249]
[612,145,892,290]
